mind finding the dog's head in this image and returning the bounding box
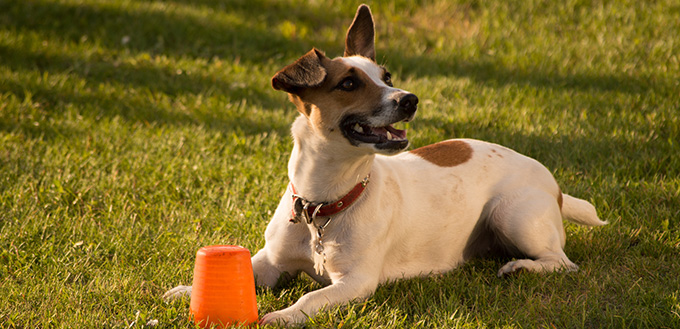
[272,4,418,155]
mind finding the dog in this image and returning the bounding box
[164,4,606,325]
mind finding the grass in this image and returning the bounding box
[1,0,679,327]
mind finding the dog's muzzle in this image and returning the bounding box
[340,92,418,152]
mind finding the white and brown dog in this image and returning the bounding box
[165,4,606,325]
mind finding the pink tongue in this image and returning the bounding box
[369,126,387,135]
[369,125,406,140]
[387,126,407,140]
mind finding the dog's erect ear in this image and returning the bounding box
[344,4,375,61]
[272,48,327,95]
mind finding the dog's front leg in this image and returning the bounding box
[251,247,301,288]
[260,272,379,325]
[162,252,282,302]
[163,248,304,302]
[162,250,294,302]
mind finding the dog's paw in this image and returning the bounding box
[259,311,292,326]
[497,260,529,277]
[497,259,579,277]
[259,310,308,326]
[162,285,192,301]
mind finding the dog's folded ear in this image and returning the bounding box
[344,4,375,61]
[272,48,327,95]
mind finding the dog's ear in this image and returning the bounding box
[272,48,327,95]
[344,4,375,61]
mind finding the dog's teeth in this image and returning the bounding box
[354,124,364,134]
[386,131,393,140]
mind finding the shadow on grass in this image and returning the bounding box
[0,0,346,138]
[1,0,340,63]
[2,0,675,176]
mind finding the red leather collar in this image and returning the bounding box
[289,174,370,223]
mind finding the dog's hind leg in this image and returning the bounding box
[492,188,578,277]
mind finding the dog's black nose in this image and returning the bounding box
[398,93,419,113]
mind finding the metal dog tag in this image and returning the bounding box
[313,230,326,275]
[313,250,326,276]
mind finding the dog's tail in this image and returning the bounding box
[561,194,607,226]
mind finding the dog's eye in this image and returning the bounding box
[337,78,357,91]
[383,72,393,87]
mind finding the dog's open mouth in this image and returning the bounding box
[341,117,409,151]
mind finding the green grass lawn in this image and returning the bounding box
[1,0,679,327]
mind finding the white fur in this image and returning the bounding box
[248,129,604,325]
[340,56,386,86]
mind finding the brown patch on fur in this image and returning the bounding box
[272,48,327,94]
[298,57,385,133]
[410,140,473,167]
[557,189,563,210]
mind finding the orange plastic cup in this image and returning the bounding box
[190,245,258,328]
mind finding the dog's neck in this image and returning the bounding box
[288,116,374,203]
